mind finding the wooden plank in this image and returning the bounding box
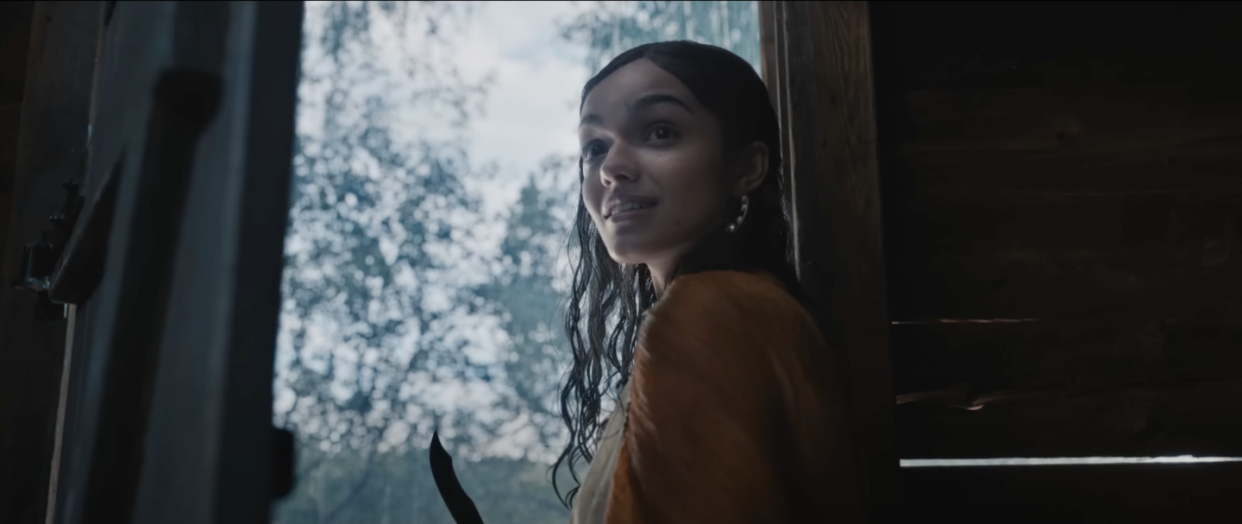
[778,1,895,522]
[758,2,797,233]
[892,319,1242,395]
[0,103,22,189]
[0,2,35,105]
[878,86,1242,320]
[0,104,21,303]
[897,462,1242,524]
[0,3,100,524]
[867,1,1242,323]
[866,0,1242,466]
[917,189,1241,255]
[0,2,35,310]
[866,2,1242,95]
[758,2,777,95]
[896,86,1242,181]
[885,189,1242,320]
[775,2,796,242]
[895,378,1242,459]
[44,304,76,524]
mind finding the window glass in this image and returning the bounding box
[273,2,761,522]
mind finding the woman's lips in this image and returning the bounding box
[608,204,654,223]
[605,195,658,217]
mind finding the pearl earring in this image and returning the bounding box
[726,195,749,233]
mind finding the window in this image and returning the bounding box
[272,2,760,522]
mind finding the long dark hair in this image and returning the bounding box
[553,40,802,507]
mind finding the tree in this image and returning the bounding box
[559,1,762,74]
[278,0,501,456]
[473,155,579,454]
[274,2,528,521]
[274,2,764,523]
[276,5,577,523]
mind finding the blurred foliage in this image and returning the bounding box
[559,1,762,74]
[273,2,759,523]
[274,446,566,524]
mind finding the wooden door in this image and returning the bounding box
[17,3,304,524]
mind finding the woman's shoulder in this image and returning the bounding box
[641,270,820,353]
[654,270,808,320]
[632,270,828,424]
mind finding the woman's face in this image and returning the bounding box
[578,59,735,280]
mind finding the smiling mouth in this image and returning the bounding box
[606,201,655,220]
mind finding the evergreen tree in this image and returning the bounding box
[274,2,762,523]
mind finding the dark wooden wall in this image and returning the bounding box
[0,3,42,522]
[0,3,34,315]
[0,3,100,524]
[869,1,1242,521]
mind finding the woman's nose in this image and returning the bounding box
[599,143,637,185]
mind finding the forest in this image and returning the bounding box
[272,2,760,523]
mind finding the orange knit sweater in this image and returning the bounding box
[572,270,862,524]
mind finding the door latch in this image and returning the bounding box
[11,180,83,319]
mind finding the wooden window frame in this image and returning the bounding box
[760,2,896,522]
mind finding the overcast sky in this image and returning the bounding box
[281,1,781,462]
[418,1,593,218]
[278,1,599,461]
[447,1,592,459]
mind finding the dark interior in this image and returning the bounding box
[871,2,1242,521]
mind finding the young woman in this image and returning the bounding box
[558,41,860,523]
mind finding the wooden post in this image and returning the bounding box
[761,2,896,522]
[0,3,101,524]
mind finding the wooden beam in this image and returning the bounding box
[896,378,1242,459]
[44,304,76,524]
[769,2,896,521]
[891,318,1242,395]
[0,2,36,108]
[0,3,101,524]
[862,0,1242,506]
[865,1,1242,94]
[875,83,1242,321]
[758,2,777,97]
[0,2,36,343]
[759,2,798,234]
[866,0,1242,322]
[898,462,1242,524]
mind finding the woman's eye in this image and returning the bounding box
[646,125,677,142]
[582,142,605,160]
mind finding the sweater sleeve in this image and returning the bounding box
[603,272,818,524]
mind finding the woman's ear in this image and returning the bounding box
[732,142,769,197]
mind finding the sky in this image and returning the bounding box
[277,0,600,462]
[281,0,775,463]
[377,1,592,458]
[395,1,592,218]
[459,2,590,169]
[458,2,591,459]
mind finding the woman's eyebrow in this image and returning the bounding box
[628,93,693,115]
[579,93,694,129]
[579,113,603,128]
